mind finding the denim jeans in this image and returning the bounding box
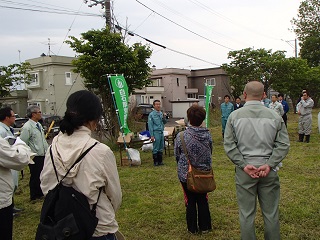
[90,233,116,240]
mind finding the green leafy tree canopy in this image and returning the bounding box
[66,28,152,135]
[292,0,320,66]
[0,62,32,98]
[222,48,286,97]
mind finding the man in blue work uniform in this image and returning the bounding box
[148,100,167,166]
[220,95,234,138]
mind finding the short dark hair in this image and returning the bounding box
[271,94,278,98]
[187,105,206,127]
[235,96,241,100]
[60,90,103,135]
[278,93,284,98]
[224,95,230,99]
[0,107,13,121]
[153,100,160,106]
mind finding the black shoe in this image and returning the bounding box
[13,207,23,213]
[188,230,198,235]
[153,162,159,166]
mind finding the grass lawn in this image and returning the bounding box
[13,110,320,240]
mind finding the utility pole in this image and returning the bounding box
[84,0,111,28]
[294,38,298,58]
[281,38,298,58]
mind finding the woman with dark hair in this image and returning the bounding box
[40,90,122,240]
[174,105,213,234]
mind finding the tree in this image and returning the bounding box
[66,28,152,137]
[222,48,286,97]
[292,0,320,66]
[0,62,32,98]
[271,58,310,110]
[299,35,320,67]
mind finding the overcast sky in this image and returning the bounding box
[0,0,301,69]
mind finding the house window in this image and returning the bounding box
[65,72,72,85]
[149,78,161,87]
[188,93,197,98]
[206,78,216,86]
[177,78,179,86]
[29,73,39,86]
[28,102,42,111]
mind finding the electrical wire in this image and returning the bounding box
[135,0,233,51]
[119,24,221,66]
[133,12,154,31]
[186,0,281,41]
[0,3,101,17]
[57,2,84,55]
[150,0,246,47]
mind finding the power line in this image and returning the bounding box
[186,0,281,41]
[150,0,246,46]
[135,0,233,51]
[57,2,84,55]
[0,4,101,17]
[117,25,221,66]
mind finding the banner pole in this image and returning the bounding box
[107,75,131,163]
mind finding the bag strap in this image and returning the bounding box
[92,187,103,213]
[179,131,189,160]
[49,142,98,183]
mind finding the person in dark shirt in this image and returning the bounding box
[234,97,243,110]
[278,93,289,127]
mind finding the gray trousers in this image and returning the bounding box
[298,114,312,135]
[235,167,280,240]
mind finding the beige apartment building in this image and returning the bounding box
[133,67,231,117]
[26,55,85,116]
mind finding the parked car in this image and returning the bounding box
[13,118,28,128]
[134,104,154,120]
[40,115,62,138]
[13,117,29,136]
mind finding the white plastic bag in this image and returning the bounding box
[127,148,141,166]
[139,134,153,152]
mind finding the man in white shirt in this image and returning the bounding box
[269,95,284,117]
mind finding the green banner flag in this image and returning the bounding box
[205,85,214,128]
[110,75,131,135]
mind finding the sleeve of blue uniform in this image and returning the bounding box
[148,113,154,137]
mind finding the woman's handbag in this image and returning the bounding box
[180,132,216,193]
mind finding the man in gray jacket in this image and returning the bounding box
[224,81,290,240]
[20,106,48,200]
[296,91,314,143]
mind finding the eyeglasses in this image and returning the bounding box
[33,111,42,114]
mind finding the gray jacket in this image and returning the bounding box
[224,101,290,169]
[297,97,314,116]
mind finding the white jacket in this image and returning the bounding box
[40,126,122,236]
[0,138,30,209]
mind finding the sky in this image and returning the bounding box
[0,0,302,69]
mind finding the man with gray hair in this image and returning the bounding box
[20,105,48,201]
[224,81,290,240]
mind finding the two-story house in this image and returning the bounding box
[133,67,231,118]
[26,55,85,116]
